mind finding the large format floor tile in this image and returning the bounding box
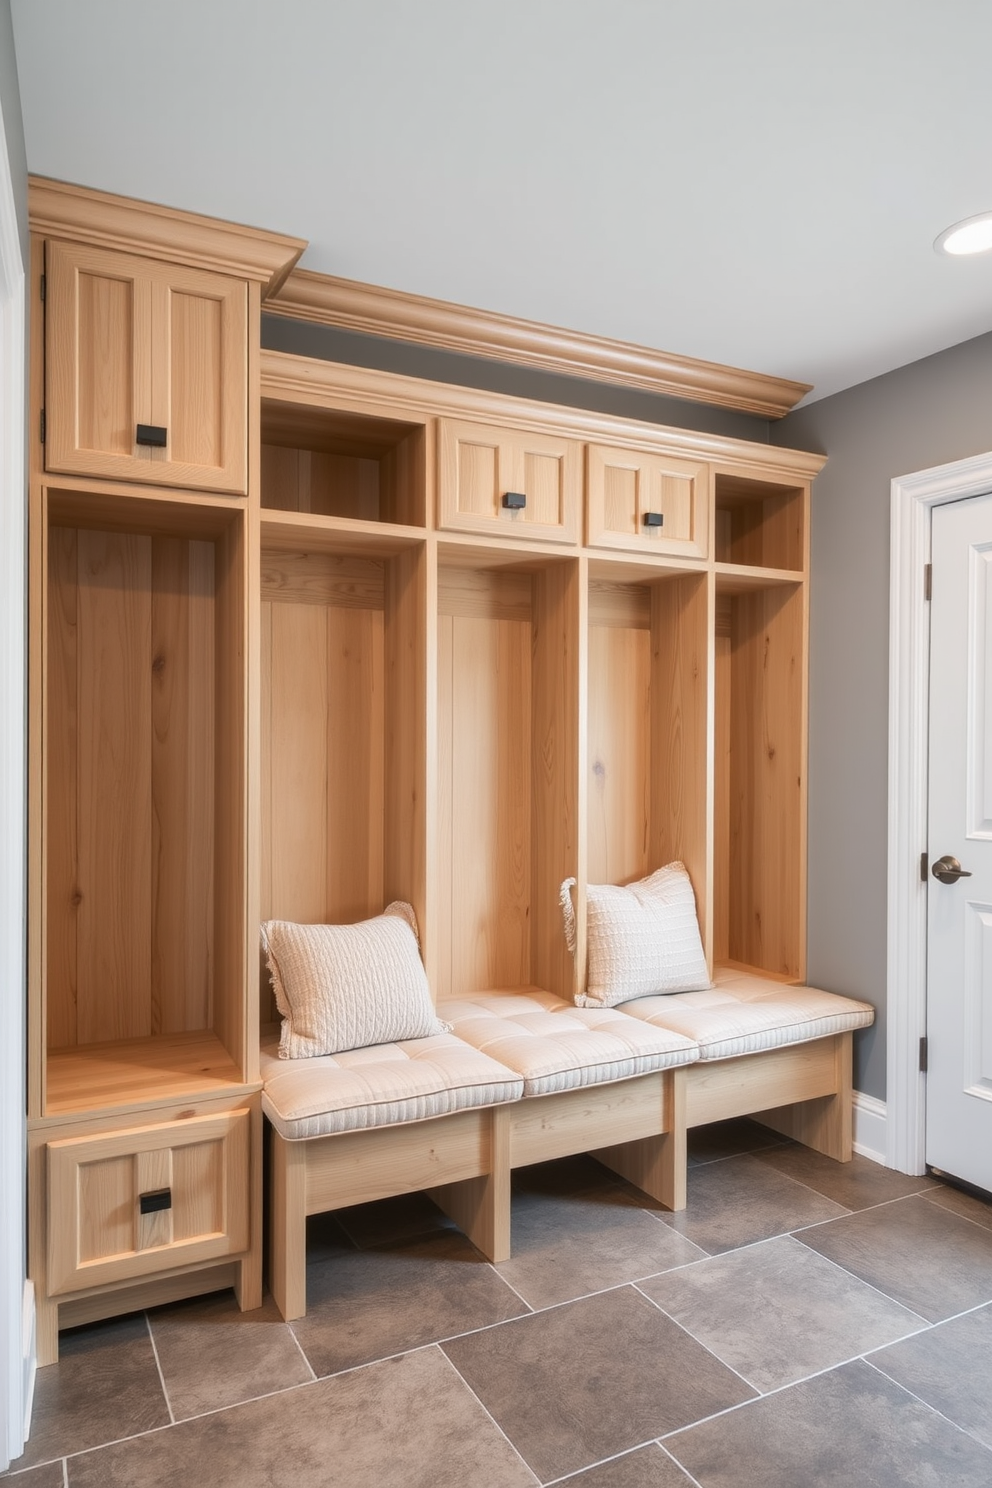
[754,1144,937,1211]
[922,1181,992,1231]
[797,1193,992,1321]
[666,1358,992,1488]
[64,1347,538,1488]
[14,1314,169,1471]
[442,1285,755,1483]
[639,1235,927,1391]
[292,1228,529,1377]
[562,1444,697,1486]
[656,1152,847,1253]
[869,1303,992,1449]
[148,1292,313,1421]
[496,1185,705,1309]
[2,1464,65,1485]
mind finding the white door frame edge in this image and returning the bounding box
[887,451,992,1173]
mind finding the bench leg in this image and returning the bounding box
[756,1032,854,1162]
[594,1067,687,1211]
[270,1132,308,1321]
[430,1106,512,1262]
[235,1102,264,1312]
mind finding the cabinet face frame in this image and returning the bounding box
[45,239,249,495]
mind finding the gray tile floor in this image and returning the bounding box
[7,1120,992,1487]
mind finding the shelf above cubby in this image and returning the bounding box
[260,508,426,558]
[261,397,427,526]
[714,562,805,593]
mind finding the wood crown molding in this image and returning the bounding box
[260,349,826,483]
[29,177,307,296]
[267,268,812,421]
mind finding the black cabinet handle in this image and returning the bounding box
[502,492,526,511]
[136,424,168,448]
[139,1188,172,1215]
[643,512,664,528]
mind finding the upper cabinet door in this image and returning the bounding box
[587,444,710,559]
[45,241,248,495]
[438,418,581,543]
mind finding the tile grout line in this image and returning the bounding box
[860,1354,992,1457]
[429,1344,542,1487]
[144,1311,175,1427]
[284,1318,318,1383]
[658,1439,707,1488]
[61,1460,68,1488]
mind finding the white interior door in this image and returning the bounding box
[927,490,992,1191]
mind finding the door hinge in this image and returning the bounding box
[921,851,928,882]
[40,408,45,444]
[924,562,932,600]
[39,273,45,303]
[919,1035,928,1072]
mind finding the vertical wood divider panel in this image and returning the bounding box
[423,535,439,991]
[531,561,581,1000]
[46,524,78,1049]
[384,543,430,963]
[245,283,262,1076]
[573,556,589,999]
[211,515,247,1071]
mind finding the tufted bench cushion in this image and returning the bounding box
[439,988,700,1094]
[617,967,874,1060]
[260,1033,524,1140]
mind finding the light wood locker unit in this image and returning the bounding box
[38,487,249,1109]
[45,240,249,495]
[713,574,807,978]
[586,444,710,560]
[259,520,429,1014]
[438,417,581,544]
[435,545,581,1001]
[261,398,427,526]
[584,559,711,985]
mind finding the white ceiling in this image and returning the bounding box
[11,0,992,405]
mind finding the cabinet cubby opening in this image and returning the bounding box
[436,548,579,1003]
[713,579,805,980]
[259,532,427,1026]
[714,472,805,572]
[260,399,427,527]
[586,566,710,965]
[43,494,247,1114]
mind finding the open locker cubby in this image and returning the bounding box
[260,398,427,527]
[713,574,807,979]
[41,489,247,1116]
[259,521,427,1023]
[585,560,711,973]
[714,471,805,573]
[435,545,579,1003]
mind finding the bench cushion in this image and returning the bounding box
[618,968,874,1060]
[260,1033,524,1140]
[439,989,699,1096]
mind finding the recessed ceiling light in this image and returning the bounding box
[934,212,992,256]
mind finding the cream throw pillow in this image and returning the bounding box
[560,863,710,1008]
[261,902,448,1059]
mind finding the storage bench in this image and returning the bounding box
[619,967,875,1159]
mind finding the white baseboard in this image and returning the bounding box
[21,1281,34,1442]
[853,1091,887,1165]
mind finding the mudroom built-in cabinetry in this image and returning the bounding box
[27,177,823,1362]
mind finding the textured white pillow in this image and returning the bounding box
[261,902,448,1059]
[560,863,710,1008]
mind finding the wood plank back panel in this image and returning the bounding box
[726,583,805,977]
[211,520,246,1067]
[437,569,532,996]
[76,529,153,1043]
[587,612,651,886]
[47,524,228,1055]
[383,545,428,943]
[650,573,711,961]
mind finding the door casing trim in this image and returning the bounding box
[888,452,992,1172]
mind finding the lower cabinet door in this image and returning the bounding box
[47,1108,250,1296]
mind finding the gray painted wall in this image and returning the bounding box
[0,0,27,260]
[776,330,992,1099]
